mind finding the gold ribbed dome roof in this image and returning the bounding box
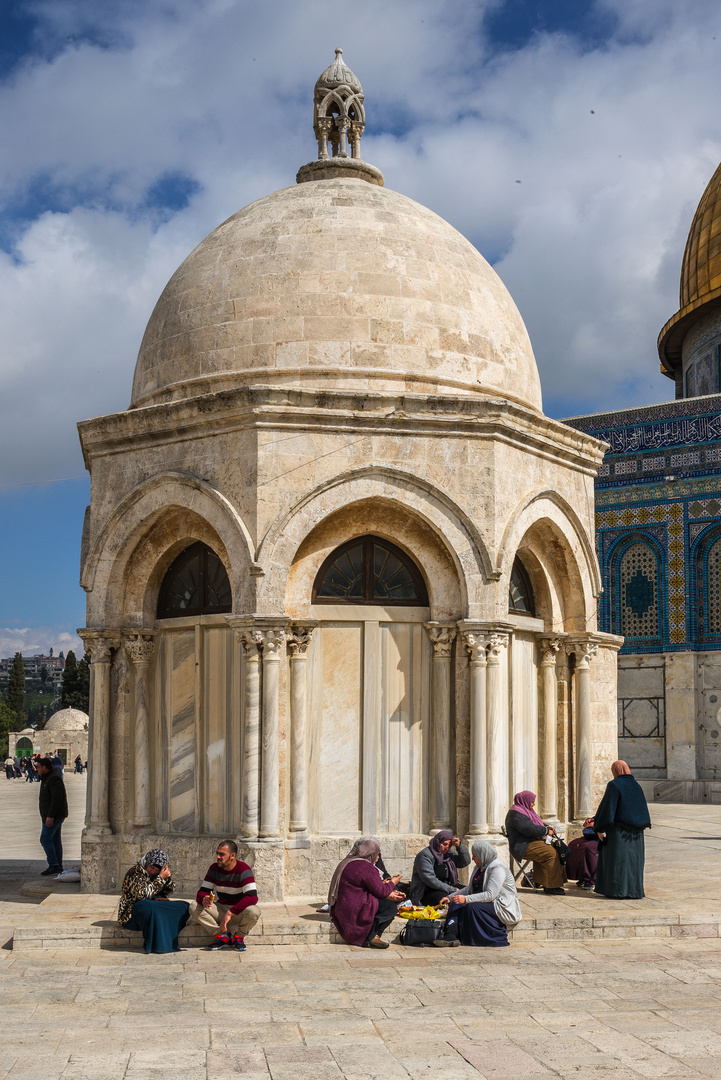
[658,160,721,373]
[681,161,721,307]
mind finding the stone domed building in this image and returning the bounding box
[77,51,620,897]
[10,707,89,766]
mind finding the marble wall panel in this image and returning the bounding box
[203,626,233,834]
[308,623,363,834]
[510,633,538,797]
[167,630,199,832]
[379,622,431,834]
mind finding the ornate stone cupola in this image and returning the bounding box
[297,48,384,186]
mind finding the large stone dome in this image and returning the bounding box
[131,179,543,412]
[44,707,89,732]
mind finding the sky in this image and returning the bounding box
[2,0,721,657]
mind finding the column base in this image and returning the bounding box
[285,832,311,849]
[83,824,112,840]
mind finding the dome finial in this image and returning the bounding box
[297,49,384,186]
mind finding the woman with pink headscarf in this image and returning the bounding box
[504,791,566,894]
[593,761,651,899]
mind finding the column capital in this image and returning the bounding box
[461,630,489,664]
[260,627,285,658]
[486,632,508,661]
[538,637,563,666]
[425,622,457,658]
[567,637,599,668]
[236,627,263,655]
[77,629,120,664]
[123,631,156,665]
[287,622,317,656]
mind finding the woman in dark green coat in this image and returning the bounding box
[594,761,651,899]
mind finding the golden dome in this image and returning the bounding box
[658,160,721,373]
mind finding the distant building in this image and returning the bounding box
[9,707,89,767]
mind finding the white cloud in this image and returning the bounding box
[0,626,82,659]
[3,0,721,488]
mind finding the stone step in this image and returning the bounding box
[13,898,721,950]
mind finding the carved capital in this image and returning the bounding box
[124,633,156,665]
[486,633,508,663]
[287,625,315,657]
[237,628,263,657]
[260,628,286,659]
[78,630,119,665]
[539,637,562,666]
[462,631,488,664]
[425,624,457,659]
[570,639,599,668]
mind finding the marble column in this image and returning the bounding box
[462,631,488,836]
[259,627,285,840]
[572,640,598,820]
[287,624,316,840]
[538,637,562,827]
[237,628,262,839]
[124,632,156,831]
[486,633,508,835]
[425,624,457,830]
[78,630,119,837]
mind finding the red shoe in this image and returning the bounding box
[231,934,246,952]
[206,934,230,951]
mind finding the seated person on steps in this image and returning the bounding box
[188,840,260,952]
[505,790,566,895]
[409,830,470,906]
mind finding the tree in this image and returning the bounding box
[7,653,25,721]
[0,701,17,758]
[40,665,48,685]
[62,651,90,712]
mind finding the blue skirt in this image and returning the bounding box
[123,899,190,953]
[452,901,509,947]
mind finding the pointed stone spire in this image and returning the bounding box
[297,48,383,186]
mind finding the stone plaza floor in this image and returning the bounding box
[3,777,721,1078]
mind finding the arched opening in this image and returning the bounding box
[157,541,231,619]
[313,534,428,605]
[508,556,535,615]
[609,537,662,645]
[15,737,33,758]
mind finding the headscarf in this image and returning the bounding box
[347,835,380,858]
[138,849,169,872]
[611,760,631,777]
[469,839,501,891]
[429,830,460,887]
[512,791,546,829]
[327,839,380,908]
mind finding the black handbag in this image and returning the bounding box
[399,918,444,946]
[551,838,570,865]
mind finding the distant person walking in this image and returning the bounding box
[51,752,64,777]
[4,756,14,780]
[37,757,68,876]
[74,755,83,774]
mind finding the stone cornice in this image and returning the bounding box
[77,385,607,475]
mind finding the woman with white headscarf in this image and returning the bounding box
[328,839,405,949]
[436,840,522,947]
[117,849,190,953]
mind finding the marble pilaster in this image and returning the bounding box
[259,627,285,840]
[287,623,316,842]
[538,637,562,827]
[236,627,262,839]
[78,630,120,837]
[123,632,156,831]
[425,623,457,830]
[570,638,598,820]
[486,632,509,836]
[461,629,488,837]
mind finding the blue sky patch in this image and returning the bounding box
[484,0,618,53]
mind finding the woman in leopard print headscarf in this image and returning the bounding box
[117,850,189,953]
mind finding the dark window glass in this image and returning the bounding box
[508,557,535,615]
[157,541,232,619]
[313,535,428,605]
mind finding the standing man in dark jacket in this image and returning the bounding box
[37,758,68,876]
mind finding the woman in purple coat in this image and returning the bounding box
[328,839,405,949]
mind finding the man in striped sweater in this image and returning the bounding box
[188,841,260,951]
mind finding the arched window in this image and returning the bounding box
[508,557,535,615]
[697,531,721,641]
[157,541,232,619]
[312,535,428,605]
[614,541,661,640]
[15,737,33,758]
